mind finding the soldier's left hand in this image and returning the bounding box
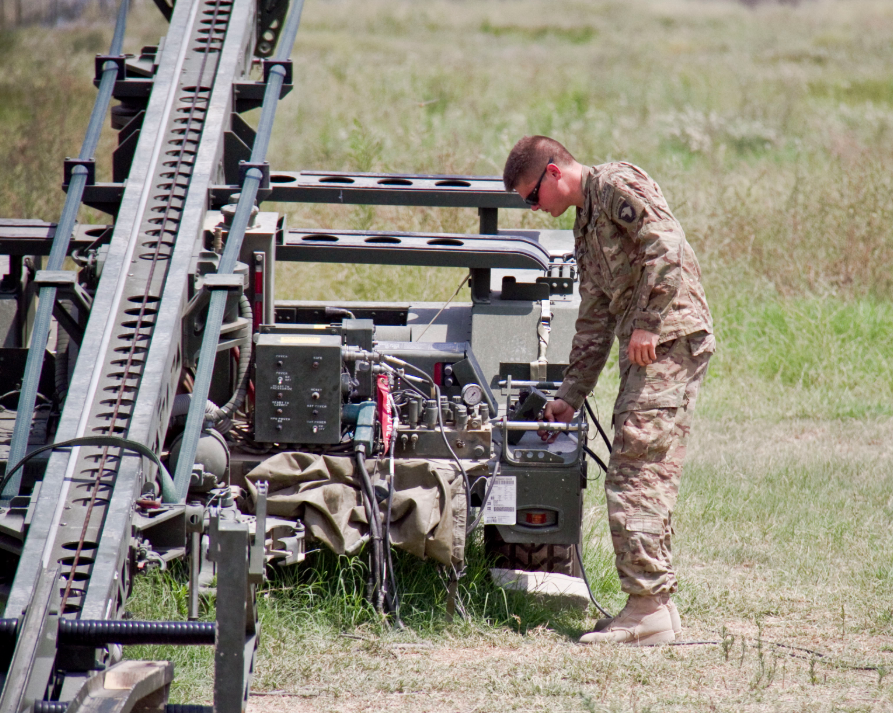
[628,329,659,366]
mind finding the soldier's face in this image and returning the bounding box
[517,165,567,217]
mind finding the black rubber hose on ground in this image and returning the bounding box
[355,450,384,614]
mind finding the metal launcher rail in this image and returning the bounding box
[0,1,570,710]
[1,1,302,710]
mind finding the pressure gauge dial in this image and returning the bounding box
[461,383,484,407]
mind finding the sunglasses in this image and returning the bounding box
[524,157,553,206]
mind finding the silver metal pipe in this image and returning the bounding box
[501,420,585,432]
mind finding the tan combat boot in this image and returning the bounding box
[579,594,675,645]
[591,598,681,636]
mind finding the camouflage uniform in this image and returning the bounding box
[554,162,714,596]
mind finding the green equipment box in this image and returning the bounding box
[254,333,342,443]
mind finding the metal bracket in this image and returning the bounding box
[470,268,491,304]
[530,298,551,382]
[181,273,248,368]
[35,270,93,346]
[63,158,96,187]
[214,517,258,713]
[0,567,62,713]
[203,273,246,291]
[34,270,79,289]
[65,660,174,713]
[186,503,204,621]
[238,161,271,190]
[94,54,128,82]
[249,482,267,585]
[262,59,293,90]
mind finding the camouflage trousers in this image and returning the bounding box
[605,331,714,596]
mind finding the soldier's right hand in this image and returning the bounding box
[539,398,575,442]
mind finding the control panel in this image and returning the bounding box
[254,333,342,443]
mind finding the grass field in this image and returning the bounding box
[3,0,893,710]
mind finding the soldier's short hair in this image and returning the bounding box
[503,136,575,192]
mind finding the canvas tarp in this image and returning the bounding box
[243,452,486,567]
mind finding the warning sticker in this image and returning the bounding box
[482,476,516,525]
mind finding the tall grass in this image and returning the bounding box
[5,2,893,709]
[126,530,616,702]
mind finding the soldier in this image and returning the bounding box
[503,136,714,645]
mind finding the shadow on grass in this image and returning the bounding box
[254,530,617,642]
[127,535,610,640]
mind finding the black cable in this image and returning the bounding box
[466,452,501,533]
[379,364,474,543]
[380,355,434,385]
[354,450,384,614]
[658,633,889,674]
[0,435,174,502]
[582,445,608,474]
[357,483,380,608]
[430,386,474,538]
[384,502,400,621]
[384,428,404,627]
[584,400,612,453]
[0,390,51,406]
[574,546,612,618]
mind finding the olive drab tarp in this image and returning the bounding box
[243,452,482,567]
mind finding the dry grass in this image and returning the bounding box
[4,0,893,711]
[230,418,893,713]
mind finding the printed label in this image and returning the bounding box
[482,476,516,525]
[280,336,321,344]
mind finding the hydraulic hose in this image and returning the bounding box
[355,449,384,613]
[378,357,474,539]
[59,620,215,646]
[582,444,608,474]
[170,394,230,435]
[214,293,253,420]
[172,293,251,435]
[53,321,71,401]
[0,618,216,646]
[0,436,176,504]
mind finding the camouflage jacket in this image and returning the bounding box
[554,162,713,410]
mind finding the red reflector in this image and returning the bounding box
[525,512,549,525]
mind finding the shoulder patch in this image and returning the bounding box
[611,188,647,229]
[618,200,637,224]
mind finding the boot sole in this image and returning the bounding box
[628,629,675,646]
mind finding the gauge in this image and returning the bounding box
[461,383,484,407]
